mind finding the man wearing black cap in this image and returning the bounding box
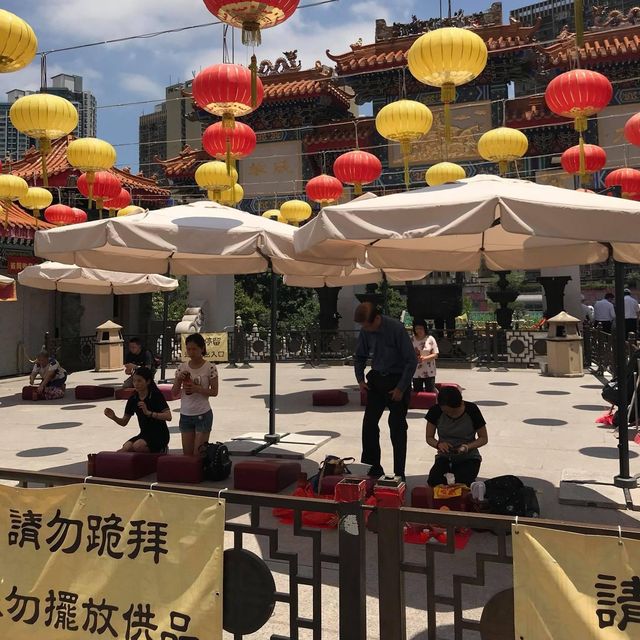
[624,288,639,337]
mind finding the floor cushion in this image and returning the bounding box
[436,382,462,391]
[234,460,301,493]
[94,451,164,480]
[312,389,349,406]
[158,383,180,401]
[409,391,438,410]
[22,386,41,401]
[156,455,204,484]
[115,387,136,401]
[75,385,115,400]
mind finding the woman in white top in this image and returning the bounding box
[172,334,219,455]
[411,321,439,393]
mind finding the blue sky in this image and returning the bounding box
[1,0,526,170]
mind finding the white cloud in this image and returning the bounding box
[119,73,165,100]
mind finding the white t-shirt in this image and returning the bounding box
[624,295,639,320]
[593,298,616,322]
[412,335,439,378]
[176,361,218,416]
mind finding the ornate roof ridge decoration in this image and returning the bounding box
[155,145,208,178]
[539,22,640,67]
[8,136,170,196]
[590,5,640,31]
[258,50,302,76]
[374,2,504,41]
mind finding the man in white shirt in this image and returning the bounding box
[624,288,640,337]
[593,293,615,333]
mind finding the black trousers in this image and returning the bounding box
[427,456,481,487]
[626,318,638,337]
[598,321,613,334]
[362,371,410,476]
[413,377,436,393]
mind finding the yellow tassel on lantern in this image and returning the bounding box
[441,84,456,145]
[401,141,411,190]
[226,138,232,176]
[578,134,586,184]
[250,54,258,109]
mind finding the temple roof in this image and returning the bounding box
[8,136,170,196]
[1,201,53,241]
[327,20,542,76]
[155,145,206,179]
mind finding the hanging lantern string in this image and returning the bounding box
[222,24,230,65]
[354,120,360,150]
[402,141,411,191]
[40,53,47,92]
[321,151,327,174]
[574,0,585,49]
[250,48,258,108]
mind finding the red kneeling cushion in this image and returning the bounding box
[234,460,301,493]
[156,455,203,484]
[158,384,180,401]
[94,451,164,480]
[312,389,349,406]
[411,485,434,509]
[115,388,136,401]
[410,391,438,409]
[75,385,115,400]
[22,386,41,401]
[436,382,461,391]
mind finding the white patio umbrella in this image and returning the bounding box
[34,201,354,442]
[295,174,640,488]
[0,274,14,286]
[283,263,428,287]
[17,262,178,294]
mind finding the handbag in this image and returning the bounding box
[311,455,354,494]
[199,442,232,481]
[602,380,619,405]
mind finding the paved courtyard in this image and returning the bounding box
[1,362,639,526]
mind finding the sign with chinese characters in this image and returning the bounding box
[239,140,303,198]
[387,101,492,167]
[6,255,40,275]
[514,524,640,638]
[181,332,228,362]
[0,483,224,639]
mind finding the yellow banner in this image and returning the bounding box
[181,332,228,362]
[0,483,224,639]
[514,524,640,639]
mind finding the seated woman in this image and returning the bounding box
[29,351,67,400]
[104,367,171,453]
[424,386,488,487]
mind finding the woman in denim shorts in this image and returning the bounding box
[172,334,219,455]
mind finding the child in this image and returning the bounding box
[172,334,219,455]
[104,367,171,453]
[29,351,67,400]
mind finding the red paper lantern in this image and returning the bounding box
[605,168,640,196]
[203,122,257,168]
[71,208,87,223]
[624,113,640,147]
[78,171,121,204]
[305,174,344,205]
[333,150,382,196]
[192,64,263,128]
[202,0,300,45]
[561,144,606,175]
[44,204,75,226]
[104,188,132,215]
[545,70,612,132]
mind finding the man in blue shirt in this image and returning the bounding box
[354,302,418,481]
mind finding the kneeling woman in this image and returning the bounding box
[425,386,488,486]
[104,367,171,453]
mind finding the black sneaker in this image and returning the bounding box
[367,465,385,478]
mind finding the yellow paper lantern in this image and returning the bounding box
[117,205,145,217]
[408,28,488,143]
[0,9,38,73]
[10,94,78,187]
[477,127,529,175]
[425,162,466,187]
[215,183,244,206]
[195,161,238,201]
[280,199,312,226]
[262,209,284,222]
[19,187,53,227]
[67,138,117,203]
[376,99,433,189]
[0,174,28,227]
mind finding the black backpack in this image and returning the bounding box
[484,475,539,518]
[200,442,232,481]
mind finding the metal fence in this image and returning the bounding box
[1,468,638,640]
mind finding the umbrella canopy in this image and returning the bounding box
[34,201,351,276]
[294,175,640,270]
[17,261,179,295]
[284,264,428,288]
[0,274,14,286]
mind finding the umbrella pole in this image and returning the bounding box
[266,265,280,443]
[160,290,169,383]
[613,260,638,488]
